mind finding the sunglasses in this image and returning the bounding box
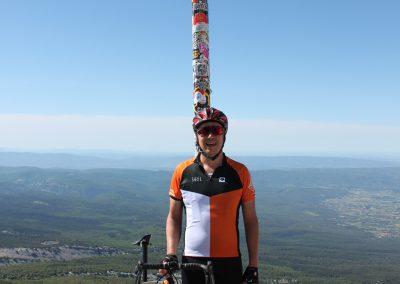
[197,126,224,137]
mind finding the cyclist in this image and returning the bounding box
[162,108,259,284]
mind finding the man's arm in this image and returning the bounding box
[242,200,259,267]
[166,198,183,255]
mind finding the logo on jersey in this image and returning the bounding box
[219,177,226,183]
[192,177,203,182]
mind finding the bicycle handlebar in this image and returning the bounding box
[135,261,215,284]
[137,261,212,271]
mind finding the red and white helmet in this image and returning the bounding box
[192,107,228,131]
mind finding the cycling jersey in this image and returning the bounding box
[169,154,256,258]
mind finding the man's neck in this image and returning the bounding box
[199,152,224,172]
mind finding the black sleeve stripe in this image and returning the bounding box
[170,195,183,201]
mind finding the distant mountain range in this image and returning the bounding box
[1,151,399,170]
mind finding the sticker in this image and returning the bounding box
[193,3,208,13]
[192,23,208,33]
[193,31,209,43]
[198,43,209,59]
[192,0,208,4]
[194,78,210,90]
[193,89,208,105]
[193,57,208,65]
[193,88,210,112]
[195,100,210,112]
[193,32,209,49]
[193,70,210,82]
[193,63,209,77]
[193,48,201,60]
[193,12,208,25]
[193,47,209,64]
[194,87,210,96]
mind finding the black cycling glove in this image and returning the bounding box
[242,266,259,284]
[162,254,178,269]
[161,255,178,284]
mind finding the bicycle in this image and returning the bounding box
[133,234,215,284]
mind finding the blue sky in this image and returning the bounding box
[1,0,399,155]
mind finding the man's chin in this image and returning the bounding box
[204,149,221,156]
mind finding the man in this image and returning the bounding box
[162,107,259,284]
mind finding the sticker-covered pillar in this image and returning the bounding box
[192,0,210,112]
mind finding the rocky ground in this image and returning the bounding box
[0,245,127,266]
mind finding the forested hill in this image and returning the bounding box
[1,166,400,283]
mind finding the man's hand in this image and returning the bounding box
[242,266,258,284]
[159,254,178,276]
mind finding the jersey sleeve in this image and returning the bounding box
[241,167,256,203]
[169,165,183,201]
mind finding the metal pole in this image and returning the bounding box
[192,0,211,112]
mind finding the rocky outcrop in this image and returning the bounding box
[0,246,126,266]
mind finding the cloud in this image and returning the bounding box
[228,119,400,154]
[0,115,193,153]
[0,115,399,155]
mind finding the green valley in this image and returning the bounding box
[0,166,400,283]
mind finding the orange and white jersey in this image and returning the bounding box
[169,154,256,258]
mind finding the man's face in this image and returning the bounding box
[196,121,225,157]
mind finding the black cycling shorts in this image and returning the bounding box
[181,255,243,284]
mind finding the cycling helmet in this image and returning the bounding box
[193,107,228,161]
[192,107,228,131]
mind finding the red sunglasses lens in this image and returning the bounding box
[197,126,224,136]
